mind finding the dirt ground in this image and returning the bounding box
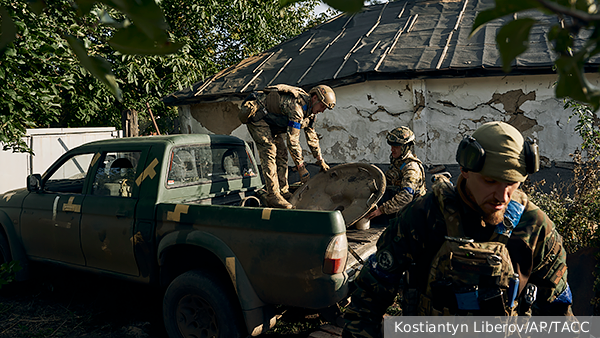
[0,265,323,338]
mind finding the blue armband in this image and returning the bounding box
[287,120,301,129]
[552,283,573,304]
[402,187,415,195]
[496,200,524,237]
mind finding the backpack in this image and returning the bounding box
[262,84,309,115]
[417,175,525,316]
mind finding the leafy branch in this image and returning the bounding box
[471,0,600,111]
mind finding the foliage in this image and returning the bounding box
[565,100,600,159]
[0,260,22,289]
[522,100,600,313]
[0,0,324,153]
[471,0,600,112]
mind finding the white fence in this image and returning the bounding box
[1,128,122,194]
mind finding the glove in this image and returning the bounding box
[298,164,310,183]
[317,159,330,172]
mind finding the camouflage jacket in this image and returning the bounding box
[343,176,572,338]
[379,152,426,215]
[260,86,322,167]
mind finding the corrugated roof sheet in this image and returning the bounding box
[163,0,599,105]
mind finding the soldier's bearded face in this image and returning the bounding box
[461,170,520,225]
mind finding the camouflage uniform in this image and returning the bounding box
[246,86,323,198]
[379,152,426,215]
[343,174,573,337]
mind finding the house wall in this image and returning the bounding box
[179,73,600,167]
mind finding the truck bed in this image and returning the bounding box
[345,223,387,280]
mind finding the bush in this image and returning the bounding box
[0,260,22,289]
[522,99,600,314]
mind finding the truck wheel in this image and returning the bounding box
[163,269,247,338]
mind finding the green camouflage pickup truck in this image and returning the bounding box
[0,134,384,338]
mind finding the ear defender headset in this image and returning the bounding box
[456,136,540,174]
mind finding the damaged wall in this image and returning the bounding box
[178,73,600,167]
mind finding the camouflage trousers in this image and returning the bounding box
[247,119,290,195]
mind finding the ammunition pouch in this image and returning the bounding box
[265,90,281,115]
[239,93,267,124]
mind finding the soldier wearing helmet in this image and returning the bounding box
[343,122,572,338]
[366,126,426,221]
[241,84,336,209]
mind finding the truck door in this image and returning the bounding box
[20,152,95,264]
[80,150,145,276]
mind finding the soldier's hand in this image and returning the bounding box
[317,159,330,172]
[298,163,310,183]
[366,207,383,220]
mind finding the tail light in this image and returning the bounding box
[323,234,348,274]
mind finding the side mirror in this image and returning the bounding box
[27,174,42,192]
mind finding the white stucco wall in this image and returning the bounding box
[179,73,600,167]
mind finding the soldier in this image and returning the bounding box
[366,126,426,222]
[343,121,573,338]
[240,84,335,209]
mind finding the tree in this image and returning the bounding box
[0,0,324,153]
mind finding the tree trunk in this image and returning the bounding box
[121,109,139,137]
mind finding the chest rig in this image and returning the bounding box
[418,176,527,316]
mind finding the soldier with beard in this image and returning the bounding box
[343,121,573,338]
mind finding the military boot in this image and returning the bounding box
[281,191,293,201]
[266,192,292,209]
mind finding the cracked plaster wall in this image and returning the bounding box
[179,73,600,166]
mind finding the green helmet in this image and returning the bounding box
[309,85,336,109]
[386,126,415,146]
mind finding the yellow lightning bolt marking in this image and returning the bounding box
[62,196,81,213]
[261,208,273,220]
[136,158,159,186]
[166,204,189,222]
[91,153,101,167]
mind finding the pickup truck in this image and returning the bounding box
[0,134,385,338]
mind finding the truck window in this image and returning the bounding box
[44,153,95,194]
[91,151,142,197]
[166,144,257,188]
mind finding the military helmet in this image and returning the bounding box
[309,85,336,109]
[386,126,415,146]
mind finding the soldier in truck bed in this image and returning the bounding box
[365,126,426,222]
[343,121,573,338]
[240,84,336,209]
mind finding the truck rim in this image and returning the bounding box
[176,294,219,337]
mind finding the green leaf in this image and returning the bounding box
[109,25,182,55]
[281,0,364,13]
[65,35,122,101]
[26,0,46,15]
[471,0,540,37]
[101,0,169,42]
[548,24,573,54]
[73,0,97,16]
[98,10,130,29]
[496,18,536,73]
[0,6,17,52]
[555,53,600,111]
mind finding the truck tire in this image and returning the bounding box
[163,269,247,338]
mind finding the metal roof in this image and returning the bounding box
[163,0,598,106]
